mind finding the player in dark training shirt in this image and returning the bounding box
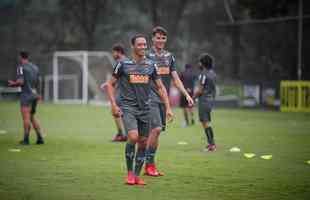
[8,51,44,145]
[144,26,194,176]
[193,53,217,152]
[104,34,173,186]
[110,44,127,142]
[180,64,197,126]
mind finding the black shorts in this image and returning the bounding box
[198,101,213,122]
[150,102,166,131]
[21,97,38,114]
[121,106,150,137]
[180,92,193,108]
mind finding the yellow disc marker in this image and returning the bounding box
[260,155,273,160]
[244,153,256,158]
[229,147,241,152]
[178,141,188,145]
[8,149,21,152]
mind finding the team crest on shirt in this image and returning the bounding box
[164,52,171,57]
[123,60,134,64]
[138,59,153,67]
[148,52,156,57]
[129,74,150,83]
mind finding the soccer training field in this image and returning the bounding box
[0,101,309,200]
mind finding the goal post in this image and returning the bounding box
[52,51,114,104]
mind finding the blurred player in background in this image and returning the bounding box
[193,53,217,152]
[110,44,127,142]
[179,63,196,127]
[8,51,44,145]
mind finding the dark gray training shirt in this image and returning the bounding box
[114,56,127,101]
[112,57,159,109]
[198,68,216,102]
[16,62,40,100]
[180,68,196,94]
[146,48,176,103]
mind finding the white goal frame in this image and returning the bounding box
[44,74,79,102]
[53,51,114,104]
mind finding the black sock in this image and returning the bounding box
[184,113,189,126]
[191,113,195,125]
[24,132,29,142]
[210,127,214,143]
[24,126,30,142]
[134,148,146,176]
[125,142,135,172]
[35,131,43,140]
[145,146,156,164]
[204,127,215,145]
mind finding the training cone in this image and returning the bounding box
[178,141,188,145]
[230,147,241,152]
[306,160,310,165]
[260,155,272,160]
[244,153,255,158]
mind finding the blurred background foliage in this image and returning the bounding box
[0,0,309,83]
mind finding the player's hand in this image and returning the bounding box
[8,80,15,87]
[166,108,174,123]
[99,83,106,92]
[111,104,122,118]
[186,95,194,107]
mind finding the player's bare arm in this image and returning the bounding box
[105,77,122,117]
[155,79,174,122]
[8,79,24,87]
[192,83,204,100]
[171,71,194,106]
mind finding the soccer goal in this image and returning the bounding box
[52,51,114,104]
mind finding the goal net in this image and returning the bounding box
[52,51,114,104]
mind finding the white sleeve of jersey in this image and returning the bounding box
[17,66,23,75]
[199,74,206,85]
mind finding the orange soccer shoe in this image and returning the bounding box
[125,171,136,185]
[135,176,146,186]
[144,164,164,177]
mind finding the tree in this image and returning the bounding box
[59,0,108,50]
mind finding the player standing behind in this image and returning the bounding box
[144,26,194,176]
[110,44,127,142]
[193,53,217,152]
[179,63,196,127]
[8,51,44,145]
[104,34,173,186]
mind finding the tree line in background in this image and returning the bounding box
[0,0,309,82]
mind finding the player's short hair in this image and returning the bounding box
[112,43,125,55]
[152,26,168,36]
[199,53,214,69]
[130,34,147,45]
[20,51,29,59]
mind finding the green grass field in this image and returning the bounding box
[0,101,310,200]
